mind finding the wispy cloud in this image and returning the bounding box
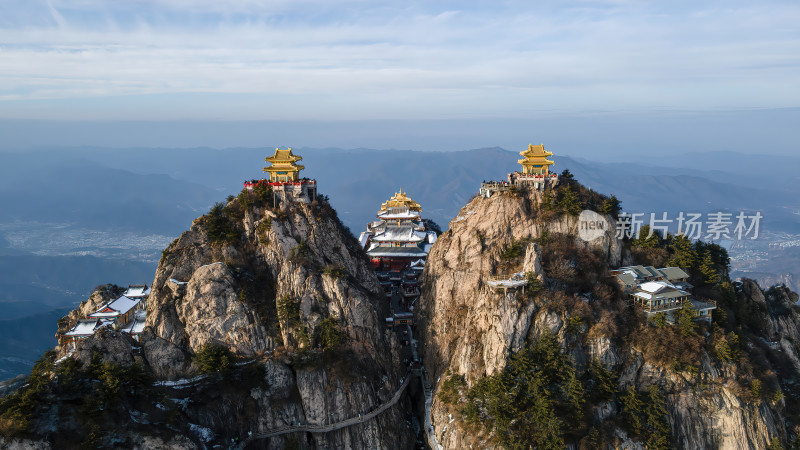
[0,0,798,119]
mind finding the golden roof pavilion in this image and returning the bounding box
[263,147,305,182]
[379,190,421,212]
[518,144,554,175]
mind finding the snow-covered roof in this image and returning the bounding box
[427,232,437,244]
[64,318,115,336]
[88,295,140,318]
[124,285,150,298]
[64,319,101,337]
[371,227,427,243]
[121,311,147,335]
[410,259,426,268]
[633,281,689,300]
[377,210,420,220]
[638,281,672,293]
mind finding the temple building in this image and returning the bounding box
[610,267,715,323]
[263,148,305,182]
[611,266,692,292]
[359,191,437,299]
[59,284,149,350]
[360,190,437,271]
[480,143,560,197]
[517,144,554,175]
[244,147,317,203]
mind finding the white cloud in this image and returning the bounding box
[0,0,798,119]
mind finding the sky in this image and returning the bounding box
[0,0,799,153]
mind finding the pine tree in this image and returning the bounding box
[560,368,585,421]
[668,234,697,269]
[700,250,719,285]
[599,195,621,216]
[649,312,667,328]
[678,300,697,337]
[589,360,617,401]
[557,186,582,216]
[751,379,762,400]
[644,385,671,450]
[633,225,661,248]
[727,331,742,360]
[715,337,732,362]
[621,386,643,434]
[542,188,555,211]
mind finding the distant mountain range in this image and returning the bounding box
[0,146,798,379]
[4,146,796,234]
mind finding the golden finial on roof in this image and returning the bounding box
[380,190,421,212]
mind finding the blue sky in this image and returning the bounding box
[1,0,799,121]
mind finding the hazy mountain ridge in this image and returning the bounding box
[7,146,795,234]
[0,153,221,235]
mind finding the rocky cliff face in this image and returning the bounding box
[417,187,799,449]
[6,194,414,449]
[418,189,621,385]
[6,179,800,450]
[135,196,411,448]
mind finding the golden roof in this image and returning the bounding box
[518,143,554,166]
[519,144,553,159]
[380,190,421,212]
[264,147,305,172]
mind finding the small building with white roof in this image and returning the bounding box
[59,283,151,350]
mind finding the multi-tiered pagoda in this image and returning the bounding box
[517,144,555,176]
[244,147,317,203]
[359,191,438,299]
[510,144,559,188]
[360,190,437,270]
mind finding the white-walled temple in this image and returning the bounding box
[359,191,437,303]
[359,190,437,272]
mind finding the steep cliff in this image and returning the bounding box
[417,185,799,449]
[1,191,414,449]
[138,193,412,449]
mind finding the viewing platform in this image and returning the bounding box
[479,181,513,198]
[244,179,317,190]
[510,171,559,191]
[487,272,530,294]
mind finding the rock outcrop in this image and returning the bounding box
[137,197,411,449]
[418,189,620,384]
[29,194,414,449]
[417,187,796,449]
